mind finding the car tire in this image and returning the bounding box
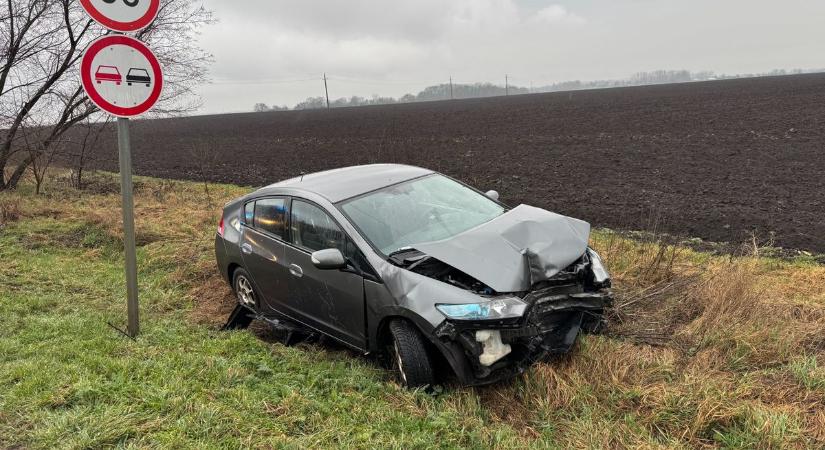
[232,268,258,310]
[388,319,434,389]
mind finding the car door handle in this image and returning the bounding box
[241,243,252,254]
[289,264,303,278]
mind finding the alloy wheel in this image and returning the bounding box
[236,275,255,308]
[393,340,407,385]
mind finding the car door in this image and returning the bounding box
[238,197,292,318]
[283,199,366,349]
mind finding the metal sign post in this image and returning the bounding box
[117,117,139,337]
[80,0,163,338]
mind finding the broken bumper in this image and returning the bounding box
[432,285,612,385]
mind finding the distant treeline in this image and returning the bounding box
[252,68,824,112]
[253,82,527,112]
[533,68,818,93]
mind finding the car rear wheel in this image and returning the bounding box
[388,319,434,389]
[232,268,258,310]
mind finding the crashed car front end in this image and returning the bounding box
[388,246,612,385]
[431,249,612,384]
[337,172,615,385]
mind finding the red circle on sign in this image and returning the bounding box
[79,0,160,33]
[81,35,163,118]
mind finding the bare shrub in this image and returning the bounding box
[597,230,683,288]
[592,230,702,347]
[68,117,111,190]
[148,178,178,203]
[0,196,21,226]
[187,143,221,206]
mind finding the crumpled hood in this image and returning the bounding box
[412,204,590,293]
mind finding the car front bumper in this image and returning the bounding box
[432,284,612,385]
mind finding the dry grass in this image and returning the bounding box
[0,195,21,227]
[469,231,825,448]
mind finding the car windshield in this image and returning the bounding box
[339,174,505,255]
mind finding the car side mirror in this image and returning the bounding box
[311,248,347,270]
[485,190,500,201]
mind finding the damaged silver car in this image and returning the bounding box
[215,164,612,387]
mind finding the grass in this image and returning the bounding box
[1,171,823,449]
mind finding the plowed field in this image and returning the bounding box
[85,73,825,253]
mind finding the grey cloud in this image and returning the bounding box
[196,0,825,114]
[213,0,457,41]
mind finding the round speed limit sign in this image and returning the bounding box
[79,0,160,32]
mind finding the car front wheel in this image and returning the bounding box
[388,319,435,389]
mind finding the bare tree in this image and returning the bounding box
[0,0,214,191]
[187,141,221,206]
[69,115,110,190]
[20,123,58,195]
[0,0,94,190]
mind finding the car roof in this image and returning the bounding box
[257,164,434,203]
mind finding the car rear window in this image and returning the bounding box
[253,198,287,238]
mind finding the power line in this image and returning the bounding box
[325,75,445,85]
[209,77,320,86]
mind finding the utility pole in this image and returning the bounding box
[449,76,454,100]
[323,73,330,109]
[505,74,509,96]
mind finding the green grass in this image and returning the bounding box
[1,171,823,449]
[0,209,526,448]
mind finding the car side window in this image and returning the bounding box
[253,198,287,238]
[243,201,255,226]
[290,200,347,253]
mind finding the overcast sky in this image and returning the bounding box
[194,0,825,115]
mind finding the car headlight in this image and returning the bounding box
[587,247,611,284]
[436,298,527,321]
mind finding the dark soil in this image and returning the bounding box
[82,73,825,253]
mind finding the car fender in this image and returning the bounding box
[367,302,477,384]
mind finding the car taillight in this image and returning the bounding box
[218,216,224,236]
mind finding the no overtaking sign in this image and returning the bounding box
[80,0,163,337]
[81,35,163,118]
